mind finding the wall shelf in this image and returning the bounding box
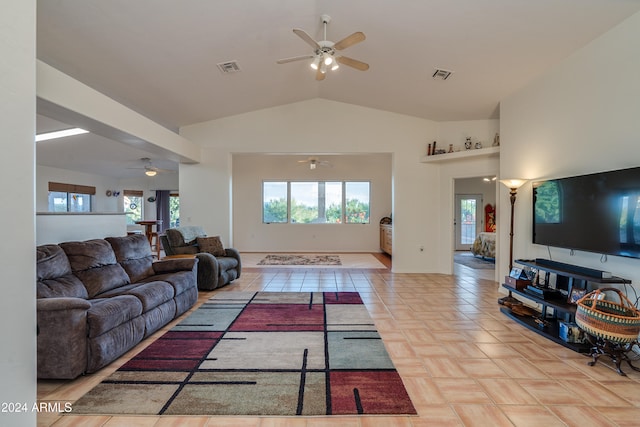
[420,146,500,163]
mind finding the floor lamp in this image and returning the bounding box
[498,178,527,305]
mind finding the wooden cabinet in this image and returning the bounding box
[380,224,392,255]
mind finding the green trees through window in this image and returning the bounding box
[263,181,370,224]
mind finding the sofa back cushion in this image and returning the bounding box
[106,234,155,283]
[166,226,206,248]
[60,239,130,298]
[36,244,89,299]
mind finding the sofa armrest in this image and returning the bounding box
[195,252,220,290]
[224,247,242,278]
[152,257,198,274]
[37,297,92,379]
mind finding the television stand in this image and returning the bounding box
[500,259,631,353]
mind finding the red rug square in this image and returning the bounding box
[329,370,416,415]
[324,292,364,304]
[230,303,325,331]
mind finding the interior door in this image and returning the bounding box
[455,194,482,251]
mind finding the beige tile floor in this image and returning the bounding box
[37,257,640,426]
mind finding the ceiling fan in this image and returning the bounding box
[277,14,369,81]
[298,156,332,170]
[127,158,173,176]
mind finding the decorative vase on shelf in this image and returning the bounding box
[475,141,482,149]
[464,137,472,150]
[493,133,500,146]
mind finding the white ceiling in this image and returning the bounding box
[35,0,640,177]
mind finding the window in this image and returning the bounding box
[263,181,369,224]
[169,192,180,228]
[345,181,370,223]
[263,182,288,223]
[124,190,143,225]
[48,182,94,212]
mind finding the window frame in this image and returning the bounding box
[262,180,370,225]
[47,181,95,212]
[123,190,144,225]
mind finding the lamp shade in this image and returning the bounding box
[499,178,527,189]
[310,56,321,70]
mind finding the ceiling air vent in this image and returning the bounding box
[217,61,241,74]
[432,68,453,80]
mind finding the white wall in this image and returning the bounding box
[180,100,500,273]
[0,1,36,426]
[36,213,127,245]
[232,153,392,252]
[438,119,500,153]
[180,99,441,272]
[500,11,640,291]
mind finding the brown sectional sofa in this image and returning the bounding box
[36,234,198,379]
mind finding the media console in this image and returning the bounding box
[500,258,631,352]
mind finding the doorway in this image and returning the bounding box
[455,194,482,251]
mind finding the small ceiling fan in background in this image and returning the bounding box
[127,157,173,176]
[298,156,333,170]
[277,14,369,81]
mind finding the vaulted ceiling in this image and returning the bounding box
[35,0,640,177]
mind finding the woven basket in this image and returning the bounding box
[575,288,640,343]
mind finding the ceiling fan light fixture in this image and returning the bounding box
[331,59,339,71]
[323,54,333,66]
[145,169,157,177]
[309,161,317,170]
[310,55,321,70]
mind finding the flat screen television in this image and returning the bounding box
[533,166,640,259]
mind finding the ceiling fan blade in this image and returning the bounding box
[336,56,369,71]
[293,28,320,49]
[277,54,314,64]
[316,68,326,81]
[333,32,366,50]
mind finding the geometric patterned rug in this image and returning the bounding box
[70,292,417,416]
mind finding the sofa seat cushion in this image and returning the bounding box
[217,256,239,271]
[140,272,196,296]
[106,235,155,283]
[97,281,175,313]
[87,295,143,338]
[37,245,89,299]
[60,239,130,298]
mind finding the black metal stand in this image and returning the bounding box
[586,336,640,376]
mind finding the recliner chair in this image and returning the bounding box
[161,226,241,290]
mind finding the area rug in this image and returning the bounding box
[258,254,342,265]
[454,252,495,269]
[71,291,416,416]
[243,253,388,269]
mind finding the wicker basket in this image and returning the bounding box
[575,288,640,343]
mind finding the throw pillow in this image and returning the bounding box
[197,236,226,257]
